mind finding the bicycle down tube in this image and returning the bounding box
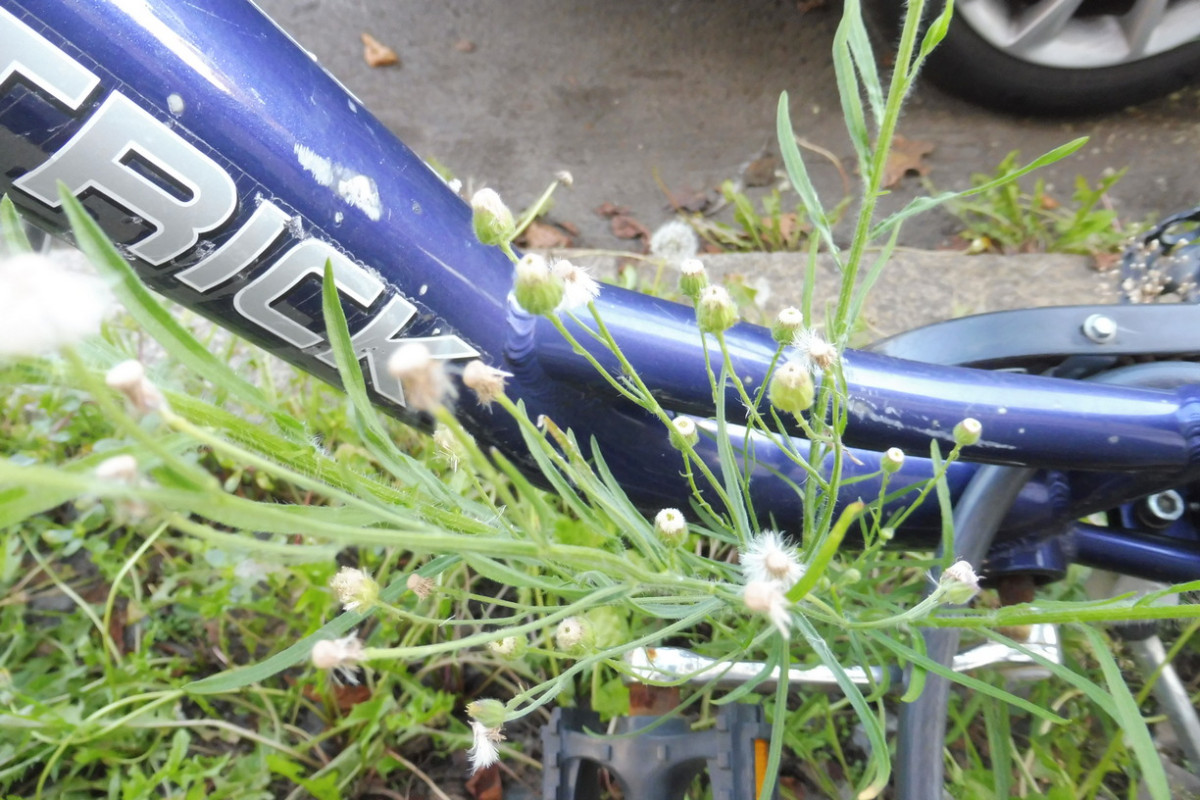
[4,0,1200,584]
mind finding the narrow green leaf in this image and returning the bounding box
[870,138,1089,239]
[1081,626,1170,799]
[777,93,839,258]
[0,195,33,254]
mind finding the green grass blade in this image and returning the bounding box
[1080,626,1170,799]
[870,138,1088,240]
[778,93,839,259]
[0,195,33,254]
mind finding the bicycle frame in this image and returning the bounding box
[3,3,1200,581]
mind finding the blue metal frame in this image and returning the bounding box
[4,0,1200,583]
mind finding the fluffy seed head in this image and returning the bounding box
[771,307,805,345]
[742,580,791,636]
[741,530,805,589]
[94,454,139,483]
[387,342,451,412]
[649,219,699,264]
[329,566,379,612]
[310,634,365,670]
[467,720,504,774]
[0,253,112,358]
[407,573,436,599]
[551,259,601,310]
[462,360,511,407]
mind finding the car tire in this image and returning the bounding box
[871,0,1200,114]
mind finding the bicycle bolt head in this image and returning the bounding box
[1082,313,1117,344]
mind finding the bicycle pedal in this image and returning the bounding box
[541,703,776,800]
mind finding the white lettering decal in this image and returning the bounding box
[0,7,99,110]
[15,92,237,265]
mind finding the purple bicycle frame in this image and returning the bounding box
[3,0,1200,582]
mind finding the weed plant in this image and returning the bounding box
[947,152,1145,254]
[1,0,1198,798]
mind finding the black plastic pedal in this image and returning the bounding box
[541,703,776,800]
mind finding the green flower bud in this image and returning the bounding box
[696,285,737,333]
[771,307,804,345]
[882,447,905,474]
[938,560,980,605]
[679,258,708,301]
[669,416,699,449]
[586,606,629,650]
[840,567,862,585]
[471,188,516,246]
[953,418,982,447]
[514,253,564,316]
[554,616,594,653]
[768,361,814,415]
[466,698,508,730]
[487,634,528,660]
[654,508,688,546]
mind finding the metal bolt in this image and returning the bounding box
[1145,490,1186,523]
[1082,313,1118,343]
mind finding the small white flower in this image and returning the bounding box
[311,633,365,677]
[467,720,504,773]
[554,616,592,652]
[487,635,528,659]
[462,360,512,407]
[387,342,452,412]
[552,259,601,310]
[938,559,980,605]
[328,566,379,612]
[94,454,139,483]
[743,580,791,636]
[105,360,166,414]
[0,253,113,358]
[792,327,837,372]
[649,219,699,265]
[740,530,805,589]
[654,508,688,545]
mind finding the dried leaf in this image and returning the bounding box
[1092,251,1122,272]
[466,763,503,800]
[516,220,574,249]
[610,214,651,242]
[881,135,934,188]
[454,39,477,53]
[595,202,629,218]
[361,32,400,68]
[742,153,779,187]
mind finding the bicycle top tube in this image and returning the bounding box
[4,0,1200,544]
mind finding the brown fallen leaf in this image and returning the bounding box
[361,32,400,68]
[595,201,630,218]
[609,213,652,243]
[516,219,574,249]
[465,763,502,800]
[881,135,934,188]
[1092,251,1122,272]
[743,153,779,187]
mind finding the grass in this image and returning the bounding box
[2,0,1200,797]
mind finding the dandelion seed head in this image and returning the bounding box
[649,219,698,264]
[0,253,113,358]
